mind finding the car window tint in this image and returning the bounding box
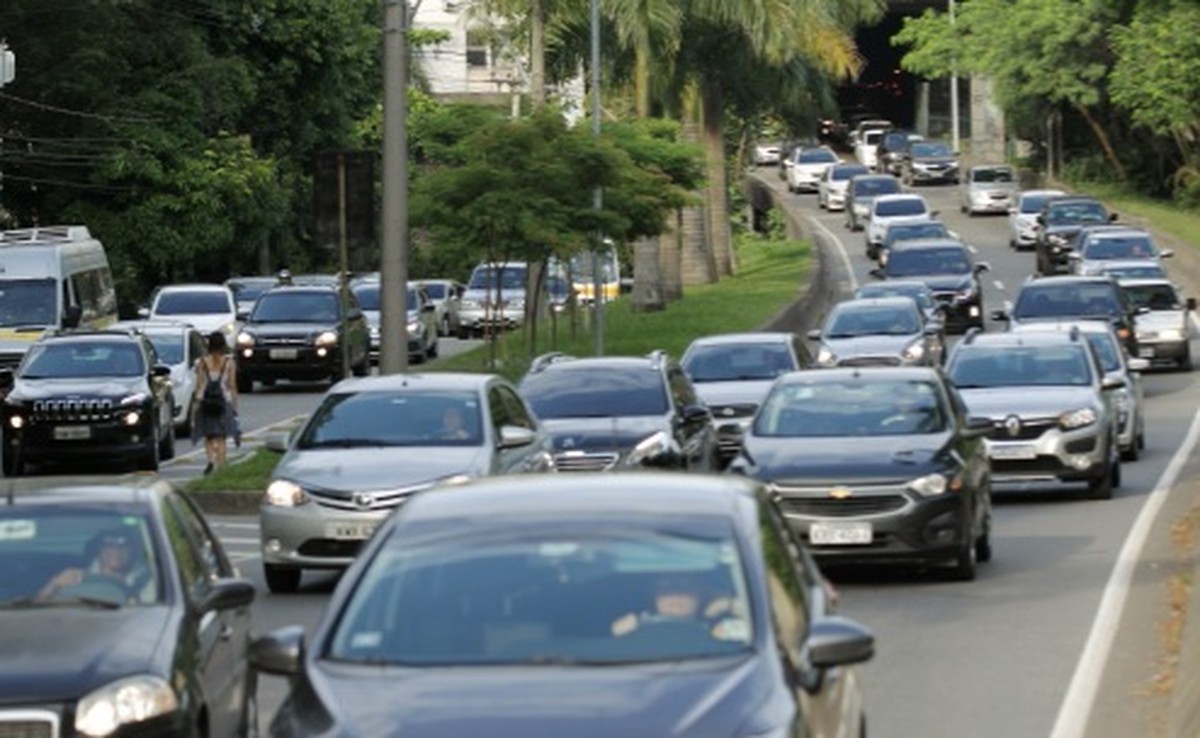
[949,345,1094,387]
[146,333,185,365]
[1084,334,1121,373]
[759,502,810,663]
[1124,283,1179,311]
[683,344,795,382]
[252,292,339,323]
[166,493,227,580]
[498,385,536,430]
[298,391,485,448]
[22,341,145,379]
[874,198,927,217]
[155,291,231,315]
[1013,285,1120,319]
[886,248,970,277]
[520,367,669,419]
[755,379,946,437]
[161,500,207,598]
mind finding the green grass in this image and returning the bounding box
[1067,179,1200,249]
[429,234,812,382]
[185,448,281,493]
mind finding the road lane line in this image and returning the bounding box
[1049,403,1200,738]
[212,522,259,530]
[165,413,308,466]
[217,537,260,545]
[805,215,859,291]
[993,280,1005,292]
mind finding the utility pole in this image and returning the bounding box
[380,0,409,374]
[948,0,960,155]
[0,43,15,211]
[589,0,604,356]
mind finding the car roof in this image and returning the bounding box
[0,475,170,505]
[1046,195,1104,206]
[850,174,897,183]
[153,284,232,294]
[960,330,1085,348]
[39,329,145,344]
[778,366,943,384]
[687,332,795,347]
[112,320,197,334]
[1019,189,1066,199]
[1118,277,1175,288]
[1082,228,1151,240]
[261,284,339,296]
[969,164,1013,172]
[1022,274,1117,287]
[834,296,920,312]
[329,372,498,394]
[857,279,933,292]
[1010,319,1117,337]
[888,238,966,252]
[395,473,754,524]
[530,355,663,373]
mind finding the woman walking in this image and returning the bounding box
[193,331,239,474]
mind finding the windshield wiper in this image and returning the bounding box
[5,595,122,610]
[304,438,397,449]
[1,325,50,332]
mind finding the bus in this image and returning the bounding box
[569,247,620,305]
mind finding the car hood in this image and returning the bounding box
[822,334,917,358]
[969,182,1017,193]
[956,386,1098,419]
[154,314,231,334]
[243,322,338,339]
[276,446,489,492]
[912,156,958,166]
[902,274,973,293]
[742,434,949,484]
[541,416,666,453]
[872,215,930,230]
[1136,310,1188,330]
[1044,223,1086,239]
[461,288,526,303]
[693,381,775,409]
[0,608,169,702]
[301,655,763,738]
[9,377,146,402]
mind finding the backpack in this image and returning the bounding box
[200,359,226,417]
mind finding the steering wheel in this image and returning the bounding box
[51,572,132,604]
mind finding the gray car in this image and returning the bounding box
[258,372,554,593]
[945,329,1123,499]
[1069,227,1173,277]
[960,165,1018,216]
[418,278,463,336]
[900,140,960,185]
[844,174,903,231]
[1121,278,1196,370]
[808,296,945,368]
[351,280,439,364]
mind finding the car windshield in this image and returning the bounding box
[798,149,837,164]
[1019,194,1059,214]
[910,142,952,157]
[145,333,185,365]
[326,521,753,665]
[352,286,418,312]
[0,279,58,328]
[874,198,926,217]
[683,343,794,382]
[755,379,946,437]
[423,283,448,299]
[826,306,920,337]
[856,284,935,311]
[884,222,950,246]
[521,367,669,418]
[853,178,901,197]
[297,390,484,449]
[886,247,971,276]
[153,290,231,315]
[972,167,1014,183]
[1123,283,1181,311]
[250,292,339,323]
[227,279,273,302]
[0,506,162,608]
[1082,235,1156,260]
[831,165,869,181]
[1013,285,1120,319]
[1046,201,1108,225]
[22,342,145,378]
[949,345,1094,387]
[883,132,913,149]
[469,266,526,291]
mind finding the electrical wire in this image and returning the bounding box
[0,92,159,125]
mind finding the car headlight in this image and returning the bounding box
[118,393,148,407]
[8,413,25,429]
[1113,387,1130,411]
[314,331,338,347]
[1159,328,1185,341]
[220,322,236,336]
[265,479,310,507]
[909,473,952,497]
[369,325,380,338]
[816,347,838,367]
[901,340,926,362]
[1049,234,1068,247]
[75,674,178,738]
[1059,407,1097,430]
[624,430,676,466]
[854,203,869,215]
[438,473,476,486]
[236,332,255,347]
[460,299,480,310]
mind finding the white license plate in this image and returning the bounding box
[269,348,299,360]
[989,443,1037,460]
[325,522,377,540]
[809,521,872,546]
[53,426,91,441]
[1139,347,1155,358]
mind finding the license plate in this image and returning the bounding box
[269,348,298,360]
[809,521,872,546]
[1139,347,1155,358]
[325,522,377,540]
[53,426,91,441]
[989,443,1037,460]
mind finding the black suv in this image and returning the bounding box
[0,329,176,474]
[517,351,718,472]
[1035,196,1117,275]
[235,285,370,392]
[991,275,1141,355]
[870,238,990,332]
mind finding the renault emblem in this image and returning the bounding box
[353,492,376,510]
[1004,415,1022,438]
[829,486,853,499]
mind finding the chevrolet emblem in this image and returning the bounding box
[829,486,853,499]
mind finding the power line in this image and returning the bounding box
[0,172,132,192]
[0,92,159,124]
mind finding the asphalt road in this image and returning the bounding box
[210,179,1200,736]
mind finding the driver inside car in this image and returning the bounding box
[610,571,748,642]
[37,528,154,604]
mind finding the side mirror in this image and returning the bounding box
[1161,250,1174,259]
[990,309,1010,322]
[807,616,875,670]
[1128,357,1150,372]
[964,416,993,437]
[236,309,251,321]
[250,625,305,677]
[930,210,940,218]
[422,302,436,313]
[806,329,822,340]
[498,425,536,449]
[63,305,83,329]
[681,404,712,423]
[152,364,172,378]
[198,578,255,614]
[136,306,150,319]
[1102,375,1126,391]
[1187,298,1197,312]
[265,432,291,454]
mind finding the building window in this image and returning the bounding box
[466,27,489,68]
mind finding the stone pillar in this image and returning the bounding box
[969,75,1006,164]
[916,81,930,138]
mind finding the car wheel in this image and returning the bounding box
[237,373,253,394]
[3,441,24,477]
[264,564,302,593]
[976,505,993,563]
[159,421,175,461]
[456,326,470,340]
[137,429,160,472]
[1137,427,1146,450]
[352,355,370,377]
[951,535,977,581]
[1178,346,1192,371]
[1087,461,1116,500]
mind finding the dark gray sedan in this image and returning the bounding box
[251,473,874,737]
[808,296,945,368]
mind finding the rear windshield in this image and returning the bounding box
[1013,284,1121,319]
[251,292,340,323]
[520,367,668,418]
[153,291,230,316]
[874,198,927,217]
[949,345,1094,387]
[885,247,971,276]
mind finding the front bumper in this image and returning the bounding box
[239,345,340,381]
[458,306,523,331]
[791,173,821,191]
[826,190,848,210]
[774,483,970,565]
[5,418,153,466]
[967,192,1014,213]
[983,419,1108,485]
[1134,334,1189,366]
[910,165,958,183]
[261,502,394,570]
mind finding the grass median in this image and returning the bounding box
[188,229,811,497]
[1066,179,1200,249]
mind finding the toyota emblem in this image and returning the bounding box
[561,437,576,449]
[721,407,736,417]
[353,492,376,510]
[1004,415,1022,438]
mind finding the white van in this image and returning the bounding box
[0,225,118,369]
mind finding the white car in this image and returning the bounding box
[114,320,207,432]
[1008,189,1065,250]
[143,284,240,344]
[786,146,840,193]
[866,194,935,251]
[1123,278,1195,370]
[854,128,887,170]
[817,163,871,211]
[752,141,782,166]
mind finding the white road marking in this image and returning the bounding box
[1049,403,1200,738]
[217,536,260,545]
[993,280,1006,292]
[805,215,859,291]
[968,244,978,255]
[211,522,259,530]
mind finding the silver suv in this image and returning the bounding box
[945,329,1123,499]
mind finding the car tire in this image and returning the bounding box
[264,564,301,594]
[456,326,470,340]
[1087,461,1116,500]
[237,374,253,394]
[1178,347,1192,371]
[976,521,993,564]
[3,442,24,477]
[352,355,370,377]
[951,535,977,581]
[1137,428,1146,451]
[137,430,160,473]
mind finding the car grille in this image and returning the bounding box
[838,356,901,368]
[259,337,309,347]
[986,417,1056,442]
[31,399,115,422]
[298,539,364,558]
[932,291,959,304]
[0,352,24,372]
[554,451,619,472]
[307,485,426,512]
[708,403,757,419]
[777,494,908,518]
[0,710,59,738]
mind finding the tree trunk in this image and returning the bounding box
[679,99,715,287]
[629,236,665,312]
[634,46,651,118]
[701,75,734,278]
[659,210,683,302]
[529,0,545,108]
[1073,103,1127,183]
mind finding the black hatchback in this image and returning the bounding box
[0,477,256,737]
[517,350,718,472]
[251,473,874,736]
[870,238,990,332]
